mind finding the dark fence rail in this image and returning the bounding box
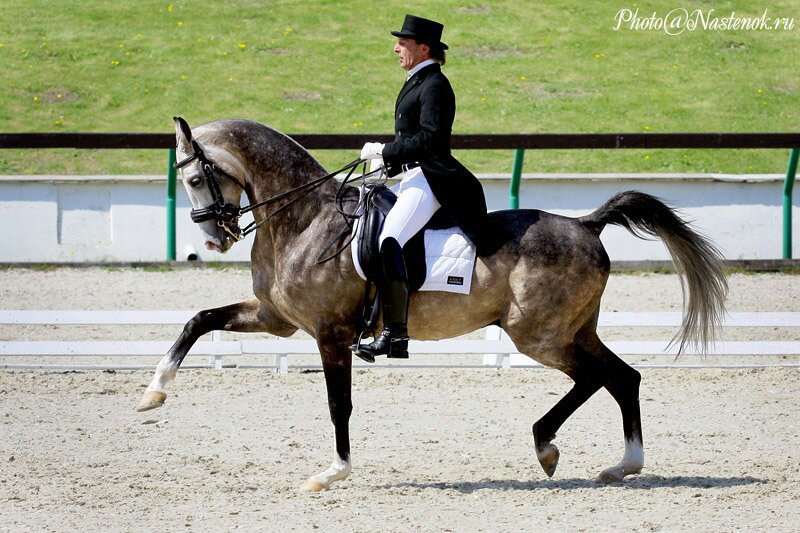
[2,132,800,150]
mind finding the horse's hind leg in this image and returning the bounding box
[590,341,644,483]
[532,349,607,477]
[136,299,287,412]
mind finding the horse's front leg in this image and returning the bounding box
[136,299,292,411]
[300,341,353,492]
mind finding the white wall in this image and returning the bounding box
[0,173,796,262]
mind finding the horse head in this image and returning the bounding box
[173,116,250,253]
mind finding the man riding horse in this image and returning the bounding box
[355,14,507,361]
[139,14,727,492]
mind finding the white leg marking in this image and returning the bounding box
[146,355,178,393]
[136,355,178,411]
[300,454,352,492]
[596,437,644,483]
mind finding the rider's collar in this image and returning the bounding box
[406,59,437,80]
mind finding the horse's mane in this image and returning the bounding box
[194,118,328,177]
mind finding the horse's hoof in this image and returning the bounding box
[136,391,167,412]
[536,443,560,478]
[299,480,327,492]
[595,468,625,484]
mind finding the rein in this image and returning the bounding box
[174,140,385,262]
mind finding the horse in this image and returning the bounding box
[137,117,727,492]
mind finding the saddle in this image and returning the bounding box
[352,183,456,343]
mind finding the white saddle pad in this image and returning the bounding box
[350,223,477,295]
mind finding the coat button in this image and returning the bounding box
[398,113,402,118]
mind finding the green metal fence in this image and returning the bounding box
[784,148,799,259]
[1,132,798,259]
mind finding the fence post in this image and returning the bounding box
[275,353,288,374]
[509,149,525,209]
[167,148,177,261]
[482,325,510,368]
[783,147,799,259]
[210,330,223,370]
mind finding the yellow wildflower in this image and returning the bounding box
[54,120,61,125]
[644,155,650,159]
[57,94,62,99]
[168,5,174,11]
[239,43,246,49]
[177,21,184,26]
[520,76,526,81]
[644,126,650,131]
[481,96,487,101]
[285,27,293,35]
[33,96,39,101]
[757,89,763,93]
[180,75,187,79]
[41,42,47,47]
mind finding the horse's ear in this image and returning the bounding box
[173,116,193,151]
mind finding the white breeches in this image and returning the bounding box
[379,166,441,248]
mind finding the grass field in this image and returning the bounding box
[1,0,798,175]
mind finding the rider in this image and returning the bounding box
[355,14,507,361]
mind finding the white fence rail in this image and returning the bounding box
[1,311,799,371]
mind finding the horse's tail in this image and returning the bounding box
[580,190,728,355]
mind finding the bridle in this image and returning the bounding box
[172,139,252,240]
[173,139,384,261]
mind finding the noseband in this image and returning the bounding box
[173,140,376,245]
[173,139,253,240]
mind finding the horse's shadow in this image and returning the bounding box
[378,475,766,493]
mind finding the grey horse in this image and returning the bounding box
[137,117,727,491]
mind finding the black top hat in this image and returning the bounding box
[391,14,449,50]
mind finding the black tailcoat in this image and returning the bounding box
[381,62,507,256]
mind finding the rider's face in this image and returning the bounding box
[394,38,429,71]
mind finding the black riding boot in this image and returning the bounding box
[354,237,410,362]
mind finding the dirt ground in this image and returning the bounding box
[1,368,798,531]
[0,268,798,531]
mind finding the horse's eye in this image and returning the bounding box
[188,175,202,187]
